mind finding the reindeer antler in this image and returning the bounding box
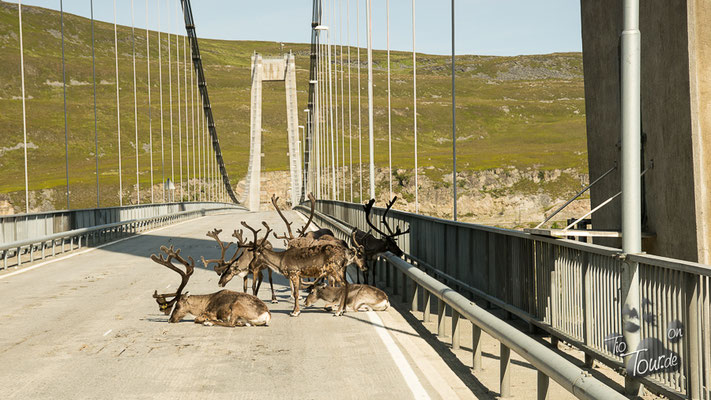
[201,229,240,275]
[271,194,295,240]
[363,199,391,238]
[296,193,316,237]
[380,196,410,237]
[151,245,195,315]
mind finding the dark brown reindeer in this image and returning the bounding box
[151,245,271,327]
[242,221,367,317]
[353,197,410,284]
[200,229,277,303]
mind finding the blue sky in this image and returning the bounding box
[8,1,582,56]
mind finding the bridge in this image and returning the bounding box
[1,1,710,399]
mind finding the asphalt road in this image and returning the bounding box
[0,209,472,399]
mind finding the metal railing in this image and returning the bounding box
[1,203,241,271]
[306,200,711,400]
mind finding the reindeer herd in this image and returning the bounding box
[149,194,409,328]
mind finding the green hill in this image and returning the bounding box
[0,3,587,212]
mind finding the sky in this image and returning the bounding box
[6,1,582,56]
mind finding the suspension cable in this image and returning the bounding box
[356,0,362,201]
[167,0,174,198]
[412,0,418,213]
[340,0,346,200]
[327,14,336,200]
[366,0,375,200]
[91,0,99,207]
[452,0,457,220]
[190,44,195,201]
[113,0,123,206]
[60,0,70,210]
[131,0,140,204]
[158,0,166,202]
[333,0,339,200]
[177,33,183,200]
[183,35,190,200]
[387,0,392,199]
[347,0,352,202]
[146,0,154,203]
[18,0,29,213]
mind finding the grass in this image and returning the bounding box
[0,3,587,211]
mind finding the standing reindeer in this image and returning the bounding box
[151,245,271,327]
[242,221,367,317]
[353,197,410,284]
[201,229,278,303]
[271,193,346,249]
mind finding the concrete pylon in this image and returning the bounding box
[242,52,302,211]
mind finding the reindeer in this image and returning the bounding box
[151,245,271,327]
[305,283,390,312]
[241,221,366,317]
[353,197,410,284]
[200,229,278,303]
[271,193,346,249]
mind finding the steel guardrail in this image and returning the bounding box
[307,200,710,399]
[1,205,240,270]
[296,204,627,399]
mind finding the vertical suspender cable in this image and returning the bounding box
[451,0,457,220]
[158,0,166,202]
[333,1,339,200]
[146,0,154,203]
[347,0,353,202]
[190,48,195,200]
[113,0,123,206]
[18,0,29,213]
[60,0,70,210]
[131,0,140,204]
[328,26,336,199]
[366,0,375,200]
[340,0,346,199]
[357,0,362,201]
[91,0,100,207]
[168,0,174,195]
[412,0,418,213]
[196,80,201,200]
[177,34,183,200]
[387,0,392,199]
[183,36,190,200]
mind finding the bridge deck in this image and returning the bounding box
[0,210,473,399]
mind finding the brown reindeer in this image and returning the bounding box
[201,229,277,303]
[242,221,366,317]
[353,197,410,284]
[305,283,390,312]
[271,193,346,249]
[151,245,271,327]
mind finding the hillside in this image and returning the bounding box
[0,3,588,225]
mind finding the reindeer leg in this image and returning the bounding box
[268,269,277,303]
[254,270,264,296]
[290,276,301,317]
[243,275,249,293]
[333,269,348,317]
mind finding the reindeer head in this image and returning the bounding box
[364,197,410,257]
[348,229,367,271]
[169,292,192,323]
[238,221,273,270]
[150,245,195,316]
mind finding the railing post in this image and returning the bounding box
[437,298,446,337]
[401,270,408,304]
[500,343,511,398]
[537,370,549,400]
[411,283,419,312]
[423,290,431,323]
[686,273,701,399]
[17,246,22,267]
[452,310,460,350]
[472,323,482,371]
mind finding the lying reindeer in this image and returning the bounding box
[151,245,271,327]
[201,229,277,303]
[305,283,390,312]
[241,221,367,317]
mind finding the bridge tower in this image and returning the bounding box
[581,0,711,262]
[243,52,302,211]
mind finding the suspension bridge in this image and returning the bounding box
[1,1,710,399]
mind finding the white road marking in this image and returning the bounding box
[0,214,211,281]
[103,329,112,337]
[367,311,430,400]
